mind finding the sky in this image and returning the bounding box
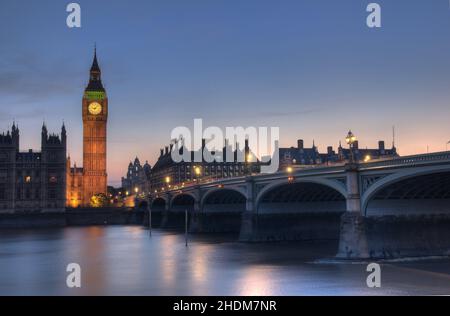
[0,0,450,186]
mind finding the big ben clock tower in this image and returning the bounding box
[81,49,108,205]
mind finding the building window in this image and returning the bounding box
[49,189,57,199]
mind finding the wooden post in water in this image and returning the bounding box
[147,197,152,237]
[185,209,188,247]
[149,206,152,237]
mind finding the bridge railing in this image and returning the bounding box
[361,151,450,169]
[161,165,348,194]
[155,151,450,195]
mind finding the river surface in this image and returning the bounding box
[0,226,450,296]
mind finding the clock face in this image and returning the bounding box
[88,102,102,115]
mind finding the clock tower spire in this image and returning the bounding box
[81,47,108,206]
[86,46,105,92]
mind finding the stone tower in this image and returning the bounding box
[82,48,108,205]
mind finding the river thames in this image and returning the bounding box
[1,226,450,296]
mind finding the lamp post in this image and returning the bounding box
[245,153,253,176]
[286,165,294,183]
[165,176,171,189]
[345,130,357,164]
[194,166,201,183]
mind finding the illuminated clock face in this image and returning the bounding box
[88,102,102,115]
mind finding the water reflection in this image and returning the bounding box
[235,266,277,296]
[1,226,450,295]
[187,243,213,294]
[159,233,178,289]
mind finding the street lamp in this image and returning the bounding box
[345,130,357,163]
[194,166,202,183]
[245,153,253,175]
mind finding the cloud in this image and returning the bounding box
[0,52,83,104]
[0,107,46,124]
[166,107,323,120]
[250,108,323,118]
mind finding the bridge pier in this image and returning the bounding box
[239,177,257,241]
[188,198,202,233]
[337,164,370,259]
[160,194,183,229]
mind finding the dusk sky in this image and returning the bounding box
[1,0,450,186]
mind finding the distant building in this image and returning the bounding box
[121,157,151,195]
[336,140,398,163]
[279,139,398,170]
[0,123,67,213]
[150,139,260,191]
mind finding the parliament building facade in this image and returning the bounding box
[0,123,67,213]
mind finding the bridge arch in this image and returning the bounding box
[362,166,450,216]
[255,177,347,212]
[137,200,148,210]
[201,187,247,213]
[150,197,167,210]
[170,193,197,209]
[251,178,346,241]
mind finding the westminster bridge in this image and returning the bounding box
[143,151,450,259]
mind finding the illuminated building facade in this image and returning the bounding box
[150,139,260,191]
[121,157,152,195]
[0,123,67,213]
[279,139,398,170]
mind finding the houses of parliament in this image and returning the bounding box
[0,50,109,213]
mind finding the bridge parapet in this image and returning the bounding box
[360,151,450,169]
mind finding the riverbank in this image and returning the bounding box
[0,208,145,229]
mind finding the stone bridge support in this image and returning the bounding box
[159,193,172,228]
[188,188,203,233]
[239,177,256,241]
[337,164,370,259]
[337,163,450,259]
